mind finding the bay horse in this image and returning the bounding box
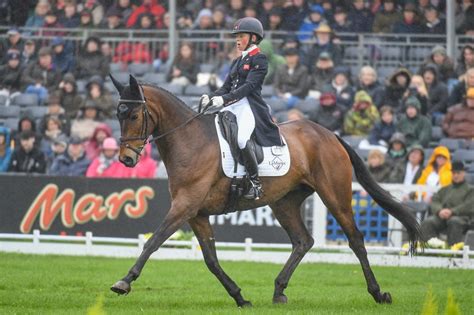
[109,74,422,307]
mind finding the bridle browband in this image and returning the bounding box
[118,86,212,156]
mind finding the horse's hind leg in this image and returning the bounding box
[269,189,314,304]
[188,216,251,308]
[317,183,392,304]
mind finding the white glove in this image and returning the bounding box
[200,94,210,107]
[284,92,292,99]
[211,96,224,107]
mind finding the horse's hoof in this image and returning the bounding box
[110,280,131,295]
[238,300,252,308]
[273,294,288,304]
[375,292,392,304]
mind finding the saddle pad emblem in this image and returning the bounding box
[215,116,291,178]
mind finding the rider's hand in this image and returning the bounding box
[200,94,210,107]
[210,96,224,107]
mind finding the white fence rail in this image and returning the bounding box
[1,230,472,269]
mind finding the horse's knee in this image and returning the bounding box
[293,235,314,254]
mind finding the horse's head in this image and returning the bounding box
[110,74,156,168]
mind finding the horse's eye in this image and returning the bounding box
[131,114,139,121]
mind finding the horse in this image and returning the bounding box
[109,74,422,307]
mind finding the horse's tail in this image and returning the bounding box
[335,134,423,255]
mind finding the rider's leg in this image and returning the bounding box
[241,140,262,200]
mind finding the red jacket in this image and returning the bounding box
[86,155,132,178]
[126,0,166,28]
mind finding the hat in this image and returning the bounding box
[7,51,20,61]
[408,144,424,159]
[25,39,35,45]
[20,130,36,140]
[102,137,119,150]
[310,4,324,15]
[466,87,474,99]
[405,96,421,110]
[38,47,53,56]
[314,24,332,33]
[431,45,447,56]
[7,27,20,35]
[62,73,76,84]
[106,6,122,18]
[389,132,406,145]
[452,161,466,172]
[354,90,373,104]
[320,91,336,104]
[68,136,83,145]
[283,47,299,56]
[318,51,332,60]
[51,37,65,47]
[333,66,349,77]
[53,134,69,147]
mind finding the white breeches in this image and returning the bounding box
[220,97,255,149]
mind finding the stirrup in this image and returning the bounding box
[243,181,263,200]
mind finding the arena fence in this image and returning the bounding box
[1,229,472,269]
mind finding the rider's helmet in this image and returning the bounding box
[231,17,264,44]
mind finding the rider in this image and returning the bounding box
[201,17,282,200]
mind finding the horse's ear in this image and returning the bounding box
[109,74,124,95]
[129,74,141,98]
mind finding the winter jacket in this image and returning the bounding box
[420,64,449,114]
[0,127,12,172]
[74,38,110,79]
[129,144,157,178]
[113,41,153,64]
[422,18,446,34]
[327,80,354,110]
[383,68,412,112]
[259,40,286,85]
[309,103,345,132]
[167,58,199,85]
[368,163,392,183]
[84,124,113,161]
[281,5,308,32]
[53,49,75,74]
[355,81,385,109]
[125,0,166,29]
[20,61,61,92]
[85,75,115,118]
[49,152,91,176]
[368,121,396,145]
[0,63,22,92]
[59,77,83,120]
[396,103,432,148]
[308,67,334,92]
[348,7,374,33]
[421,58,455,84]
[429,181,474,217]
[343,91,380,136]
[442,102,474,139]
[8,146,46,174]
[392,19,423,34]
[417,146,452,187]
[372,10,402,33]
[449,80,472,107]
[274,63,309,99]
[86,154,131,178]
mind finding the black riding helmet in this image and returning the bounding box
[231,17,264,46]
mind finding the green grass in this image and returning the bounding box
[0,252,473,315]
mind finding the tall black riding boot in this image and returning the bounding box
[241,141,263,200]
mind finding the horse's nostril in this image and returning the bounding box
[122,156,134,167]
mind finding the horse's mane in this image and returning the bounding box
[142,83,197,113]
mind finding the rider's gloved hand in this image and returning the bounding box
[200,94,210,107]
[210,96,224,107]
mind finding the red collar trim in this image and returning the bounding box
[249,47,260,56]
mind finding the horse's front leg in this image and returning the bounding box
[110,199,196,295]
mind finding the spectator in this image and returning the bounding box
[308,89,345,133]
[129,143,157,178]
[267,7,283,32]
[126,0,165,29]
[82,0,105,26]
[348,0,374,33]
[167,42,199,86]
[298,4,326,41]
[421,46,456,84]
[259,39,285,85]
[70,100,103,140]
[8,130,46,174]
[307,52,334,95]
[273,47,309,109]
[422,5,445,34]
[60,0,80,28]
[52,37,75,74]
[0,28,24,63]
[355,66,385,108]
[384,131,407,168]
[368,106,396,147]
[39,116,66,159]
[281,0,308,32]
[86,137,131,178]
[307,24,343,68]
[258,0,276,30]
[392,3,422,34]
[46,134,68,168]
[244,5,258,18]
[58,73,83,119]
[212,5,230,30]
[49,136,90,176]
[372,0,401,33]
[21,46,61,94]
[21,39,37,67]
[228,0,245,22]
[406,74,429,116]
[0,127,12,173]
[25,0,50,28]
[455,44,474,78]
[115,0,134,23]
[42,10,65,39]
[327,66,354,110]
[389,144,424,184]
[397,96,432,147]
[331,6,352,34]
[420,64,449,116]
[79,9,94,29]
[417,145,452,191]
[420,161,474,246]
[74,36,110,80]
[14,116,39,144]
[449,68,474,107]
[383,67,411,112]
[0,51,22,98]
[442,87,474,139]
[101,6,124,33]
[343,90,380,136]
[84,123,113,161]
[280,34,308,68]
[367,149,391,183]
[39,93,71,136]
[84,75,115,118]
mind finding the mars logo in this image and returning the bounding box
[20,184,155,234]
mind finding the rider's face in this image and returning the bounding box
[235,33,251,51]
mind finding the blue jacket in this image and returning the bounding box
[369,121,396,145]
[298,19,322,41]
[49,152,91,176]
[0,126,12,172]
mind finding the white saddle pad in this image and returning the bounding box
[215,116,291,178]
